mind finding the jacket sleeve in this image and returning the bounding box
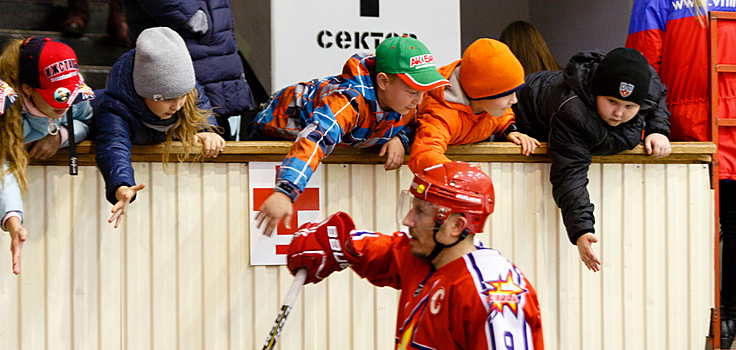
[60,100,94,147]
[641,66,671,137]
[395,117,414,149]
[350,230,407,290]
[626,0,667,72]
[275,91,360,201]
[548,110,596,245]
[0,163,23,230]
[94,98,137,205]
[408,110,454,173]
[133,0,202,30]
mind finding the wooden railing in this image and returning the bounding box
[29,141,717,166]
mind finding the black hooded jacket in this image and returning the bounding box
[512,50,671,245]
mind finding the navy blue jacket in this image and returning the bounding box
[95,50,216,205]
[124,0,254,117]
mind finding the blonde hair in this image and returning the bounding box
[161,88,218,171]
[693,0,708,26]
[0,39,28,193]
[500,21,562,74]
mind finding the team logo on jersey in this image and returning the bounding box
[619,82,634,98]
[430,287,445,314]
[481,271,528,318]
[398,318,419,350]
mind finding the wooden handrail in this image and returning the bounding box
[28,141,716,166]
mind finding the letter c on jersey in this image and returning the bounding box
[430,287,445,315]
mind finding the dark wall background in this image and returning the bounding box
[231,0,635,93]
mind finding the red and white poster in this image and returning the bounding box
[249,162,324,265]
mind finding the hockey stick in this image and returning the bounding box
[262,268,308,350]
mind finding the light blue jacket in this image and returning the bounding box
[0,101,93,230]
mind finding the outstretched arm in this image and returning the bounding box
[255,191,293,237]
[256,92,360,236]
[109,183,147,228]
[408,114,452,173]
[577,233,601,272]
[548,109,601,272]
[5,217,26,275]
[286,212,361,284]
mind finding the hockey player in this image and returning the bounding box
[286,161,544,349]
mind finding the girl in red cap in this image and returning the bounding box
[0,37,95,275]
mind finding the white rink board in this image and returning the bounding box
[0,162,714,350]
[270,0,461,91]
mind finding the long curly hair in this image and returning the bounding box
[0,39,28,193]
[161,88,218,172]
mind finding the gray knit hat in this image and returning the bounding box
[133,27,195,101]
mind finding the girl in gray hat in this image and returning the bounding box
[94,27,225,228]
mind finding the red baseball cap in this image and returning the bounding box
[19,37,93,110]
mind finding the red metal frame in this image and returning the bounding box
[710,10,736,350]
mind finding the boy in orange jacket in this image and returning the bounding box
[408,38,539,173]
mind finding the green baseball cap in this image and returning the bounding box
[375,36,450,91]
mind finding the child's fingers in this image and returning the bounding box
[378,143,388,157]
[283,211,292,229]
[109,211,119,224]
[263,219,277,237]
[132,183,146,193]
[114,214,124,229]
[255,211,265,229]
[207,138,218,157]
[11,231,25,275]
[111,201,124,214]
[645,141,653,155]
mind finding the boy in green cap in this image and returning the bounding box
[253,35,450,236]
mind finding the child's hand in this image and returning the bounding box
[379,136,405,171]
[644,133,671,158]
[5,217,27,275]
[28,132,62,160]
[110,183,146,228]
[576,233,601,272]
[195,132,226,158]
[507,132,540,156]
[255,191,294,237]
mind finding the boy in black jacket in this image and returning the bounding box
[512,47,671,272]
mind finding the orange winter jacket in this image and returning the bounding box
[408,60,515,173]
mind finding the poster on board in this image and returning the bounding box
[270,0,461,90]
[249,162,324,266]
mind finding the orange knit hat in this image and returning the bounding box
[459,38,525,100]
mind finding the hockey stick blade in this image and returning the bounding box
[262,269,308,350]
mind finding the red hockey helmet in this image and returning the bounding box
[404,161,494,234]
